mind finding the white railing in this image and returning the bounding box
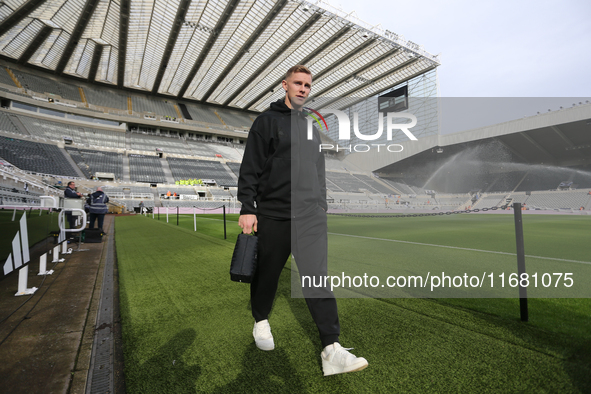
[130,193,153,199]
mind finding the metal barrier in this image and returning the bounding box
[40,196,57,208]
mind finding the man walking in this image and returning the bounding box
[87,186,109,233]
[238,65,368,376]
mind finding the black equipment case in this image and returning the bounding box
[84,229,104,243]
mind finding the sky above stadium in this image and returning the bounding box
[335,0,590,98]
[334,0,590,132]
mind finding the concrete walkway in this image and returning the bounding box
[0,215,122,394]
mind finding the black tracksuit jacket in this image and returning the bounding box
[238,99,327,220]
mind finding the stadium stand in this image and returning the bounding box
[486,171,527,193]
[185,139,222,157]
[514,191,591,210]
[226,162,241,177]
[0,136,78,176]
[352,174,396,194]
[167,157,236,186]
[208,144,243,161]
[218,109,253,128]
[65,148,124,180]
[12,69,81,101]
[326,172,383,193]
[0,187,41,206]
[157,186,197,196]
[83,86,128,111]
[128,155,166,183]
[472,190,591,211]
[161,200,227,209]
[516,171,570,192]
[433,195,471,208]
[208,188,233,199]
[328,192,369,203]
[128,186,152,194]
[118,199,155,211]
[572,166,591,188]
[507,193,529,204]
[129,131,187,154]
[131,95,177,118]
[12,112,124,147]
[0,86,31,98]
[0,68,16,86]
[474,194,507,208]
[184,103,223,125]
[0,112,23,134]
[84,129,126,149]
[380,178,413,194]
[325,157,349,171]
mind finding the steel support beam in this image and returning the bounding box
[494,137,529,163]
[311,38,376,82]
[177,0,241,98]
[55,0,101,75]
[222,13,322,107]
[244,23,350,110]
[520,132,556,162]
[315,58,421,110]
[17,25,52,64]
[200,0,288,102]
[87,44,103,82]
[0,0,48,37]
[117,0,131,88]
[550,125,575,148]
[151,0,191,94]
[312,47,399,98]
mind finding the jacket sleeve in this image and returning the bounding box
[238,122,268,215]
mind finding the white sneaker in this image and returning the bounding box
[253,319,274,351]
[321,342,368,376]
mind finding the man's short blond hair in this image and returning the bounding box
[285,65,312,80]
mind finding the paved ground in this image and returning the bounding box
[0,214,122,394]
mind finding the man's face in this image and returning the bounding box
[282,72,312,110]
[69,183,75,189]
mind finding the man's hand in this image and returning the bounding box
[238,214,258,234]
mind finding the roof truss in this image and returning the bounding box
[176,0,241,98]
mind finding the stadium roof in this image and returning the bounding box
[342,102,591,173]
[0,0,440,112]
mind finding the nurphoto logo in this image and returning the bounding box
[305,108,418,153]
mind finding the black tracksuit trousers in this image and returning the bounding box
[251,207,340,348]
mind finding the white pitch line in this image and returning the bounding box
[328,232,591,266]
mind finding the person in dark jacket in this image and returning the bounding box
[238,65,368,376]
[87,186,109,232]
[64,181,83,235]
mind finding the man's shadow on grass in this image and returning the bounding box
[211,345,307,394]
[134,328,201,394]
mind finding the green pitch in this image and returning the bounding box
[116,213,591,393]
